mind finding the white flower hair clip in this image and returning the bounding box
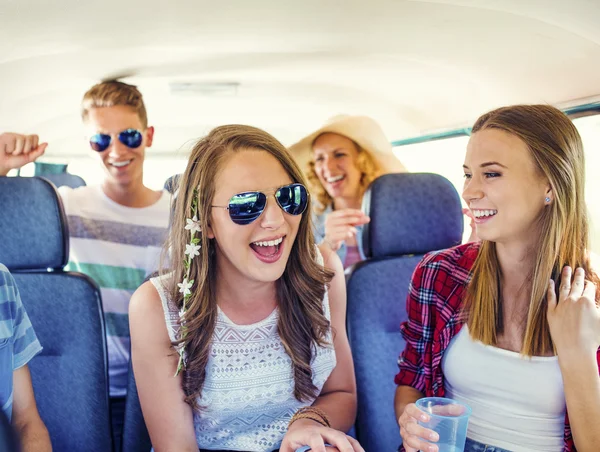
[175,189,201,376]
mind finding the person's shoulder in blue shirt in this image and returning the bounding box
[0,263,51,451]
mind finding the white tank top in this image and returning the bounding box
[442,326,565,451]
[150,254,336,451]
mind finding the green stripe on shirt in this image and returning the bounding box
[104,312,130,338]
[68,262,146,291]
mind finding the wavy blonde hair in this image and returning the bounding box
[465,104,600,356]
[307,133,383,214]
[160,125,334,408]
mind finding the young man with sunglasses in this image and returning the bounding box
[0,80,171,451]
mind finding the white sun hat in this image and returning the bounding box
[288,114,406,173]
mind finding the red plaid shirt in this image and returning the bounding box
[395,242,600,452]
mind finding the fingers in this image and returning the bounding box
[403,403,429,423]
[306,430,359,452]
[559,266,572,302]
[399,404,438,452]
[327,217,368,231]
[0,133,47,174]
[12,135,24,155]
[431,403,465,417]
[24,143,47,162]
[328,225,357,239]
[36,142,48,156]
[2,133,41,156]
[323,209,369,251]
[328,209,370,227]
[547,279,557,312]
[330,208,366,218]
[16,134,34,156]
[583,280,597,304]
[570,267,586,300]
[324,225,358,251]
[404,421,438,442]
[23,134,36,155]
[3,143,46,170]
[400,425,438,452]
[346,436,365,452]
[306,435,328,452]
[560,266,588,303]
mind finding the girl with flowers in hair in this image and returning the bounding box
[129,125,363,452]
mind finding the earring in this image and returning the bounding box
[545,197,551,203]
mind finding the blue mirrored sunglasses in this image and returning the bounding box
[89,128,143,152]
[212,183,309,225]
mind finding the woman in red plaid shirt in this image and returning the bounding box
[395,105,600,452]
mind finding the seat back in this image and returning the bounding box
[346,173,463,450]
[33,161,68,176]
[0,409,20,452]
[164,174,181,194]
[0,176,112,452]
[41,173,87,189]
[0,177,69,271]
[122,360,152,452]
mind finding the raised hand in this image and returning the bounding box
[547,266,600,357]
[280,419,364,452]
[0,132,47,176]
[323,208,369,251]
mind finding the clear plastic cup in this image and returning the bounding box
[416,397,472,452]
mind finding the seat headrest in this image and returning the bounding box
[0,177,69,270]
[42,173,86,189]
[362,173,464,259]
[164,174,181,194]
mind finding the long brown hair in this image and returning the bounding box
[465,104,600,356]
[160,125,334,408]
[307,133,382,214]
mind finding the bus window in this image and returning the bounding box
[573,114,600,254]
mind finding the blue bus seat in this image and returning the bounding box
[0,176,112,452]
[164,174,181,194]
[0,409,20,452]
[122,359,152,452]
[346,173,463,451]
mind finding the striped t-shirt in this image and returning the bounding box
[0,263,43,422]
[58,186,171,397]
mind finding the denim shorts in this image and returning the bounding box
[399,438,513,452]
[463,438,512,452]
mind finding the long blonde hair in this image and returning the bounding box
[307,133,382,214]
[465,104,600,356]
[160,125,334,408]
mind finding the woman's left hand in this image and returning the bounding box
[280,419,365,452]
[547,266,600,357]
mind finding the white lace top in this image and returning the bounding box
[150,255,336,451]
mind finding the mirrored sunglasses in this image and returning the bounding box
[89,128,143,152]
[212,183,309,225]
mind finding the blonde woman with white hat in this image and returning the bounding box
[289,115,405,268]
